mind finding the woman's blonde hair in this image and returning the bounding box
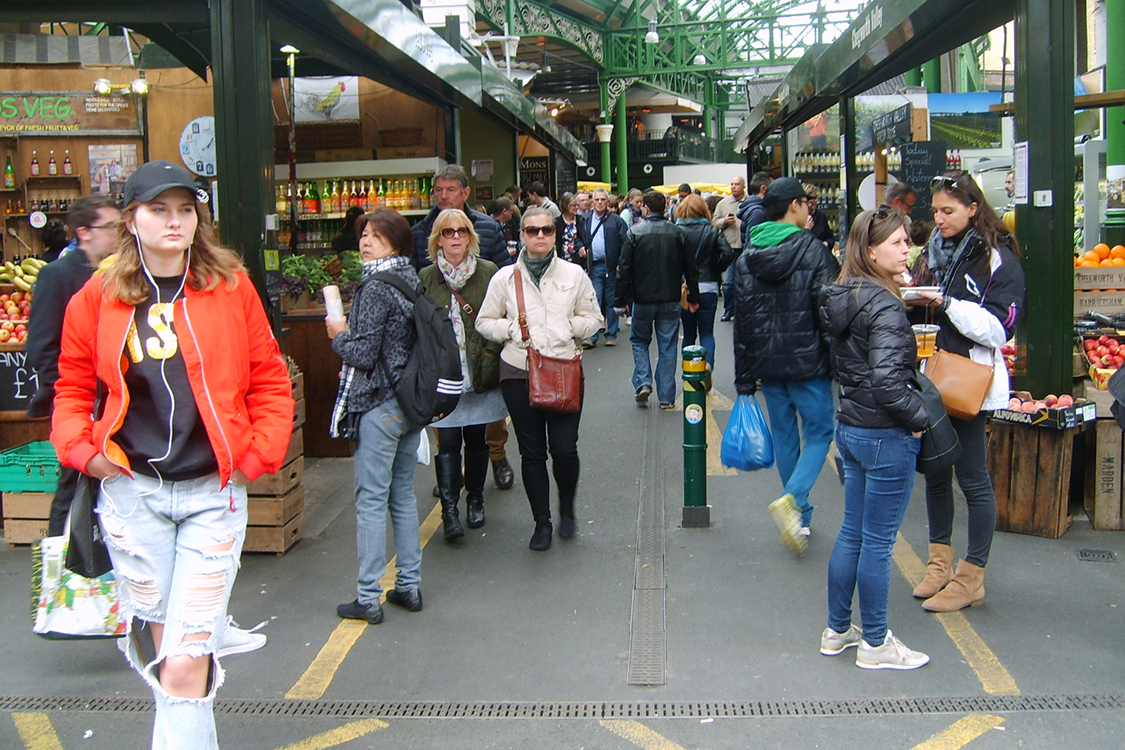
[107,191,243,305]
[838,208,908,302]
[428,208,480,263]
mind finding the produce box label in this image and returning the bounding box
[1075,291,1125,317]
[1075,267,1125,291]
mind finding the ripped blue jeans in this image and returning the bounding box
[98,470,247,750]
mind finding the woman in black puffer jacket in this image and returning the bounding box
[818,208,930,671]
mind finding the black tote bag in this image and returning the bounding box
[911,371,962,475]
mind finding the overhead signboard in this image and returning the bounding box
[0,91,141,136]
[871,102,912,146]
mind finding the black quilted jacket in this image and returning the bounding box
[732,226,838,389]
[819,278,928,432]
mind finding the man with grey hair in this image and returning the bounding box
[881,181,916,218]
[575,191,591,218]
[413,164,509,269]
[578,188,629,347]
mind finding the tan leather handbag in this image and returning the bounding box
[924,348,994,421]
[514,266,583,414]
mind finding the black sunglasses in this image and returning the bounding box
[866,207,892,234]
[440,227,470,239]
[523,224,556,236]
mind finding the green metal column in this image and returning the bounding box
[904,68,922,88]
[615,90,629,192]
[1105,0,1125,246]
[1013,0,1075,395]
[598,79,612,185]
[210,0,273,297]
[922,58,942,94]
[840,96,858,235]
[681,345,709,528]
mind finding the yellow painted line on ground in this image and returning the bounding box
[286,501,444,700]
[600,720,689,750]
[893,533,1020,695]
[705,388,737,476]
[11,713,63,750]
[274,719,389,750]
[910,714,1005,750]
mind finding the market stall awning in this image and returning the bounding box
[735,0,1017,152]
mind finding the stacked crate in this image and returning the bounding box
[243,371,306,555]
[1,441,60,546]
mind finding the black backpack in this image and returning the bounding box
[371,272,463,425]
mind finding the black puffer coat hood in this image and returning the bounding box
[820,278,928,432]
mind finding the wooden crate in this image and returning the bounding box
[247,456,303,497]
[248,484,305,526]
[290,372,305,402]
[282,429,304,467]
[244,511,304,555]
[292,398,306,431]
[1085,419,1124,530]
[4,518,49,545]
[2,492,54,546]
[988,420,1085,538]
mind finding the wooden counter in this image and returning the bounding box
[282,313,353,458]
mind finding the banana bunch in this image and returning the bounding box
[0,257,46,291]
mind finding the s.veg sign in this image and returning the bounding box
[0,92,139,135]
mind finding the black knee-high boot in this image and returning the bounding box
[435,452,464,541]
[463,448,490,528]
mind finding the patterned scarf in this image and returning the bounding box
[521,249,553,288]
[437,250,476,390]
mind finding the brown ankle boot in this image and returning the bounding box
[912,543,954,599]
[922,560,985,612]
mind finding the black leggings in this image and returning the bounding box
[923,412,996,567]
[436,424,488,457]
[500,378,582,522]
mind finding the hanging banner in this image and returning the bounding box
[0,92,141,135]
[293,77,360,122]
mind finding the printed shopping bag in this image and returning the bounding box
[32,534,125,640]
[720,393,775,471]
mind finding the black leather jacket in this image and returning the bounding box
[732,225,838,389]
[678,221,734,285]
[615,215,699,306]
[820,279,928,432]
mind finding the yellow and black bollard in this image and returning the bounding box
[681,345,710,528]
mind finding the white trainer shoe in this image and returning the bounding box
[855,630,929,670]
[768,494,807,554]
[820,623,863,655]
[216,617,267,658]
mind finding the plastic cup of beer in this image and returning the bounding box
[913,324,939,359]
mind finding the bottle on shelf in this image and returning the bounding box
[367,180,378,210]
[62,150,73,176]
[411,178,422,210]
[275,184,286,215]
[5,199,11,214]
[339,181,351,212]
[320,181,330,213]
[30,151,40,176]
[3,156,14,189]
[285,183,293,215]
[47,151,58,176]
[377,179,386,210]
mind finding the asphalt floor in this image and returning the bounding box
[2,319,1124,749]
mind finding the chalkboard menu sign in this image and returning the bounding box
[520,157,550,194]
[0,348,39,411]
[900,140,948,217]
[555,155,577,197]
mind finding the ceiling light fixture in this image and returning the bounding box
[645,19,660,45]
[693,53,707,66]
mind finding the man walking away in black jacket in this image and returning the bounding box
[27,195,120,534]
[732,177,839,554]
[615,191,699,409]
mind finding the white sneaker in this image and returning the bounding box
[798,526,811,538]
[820,624,863,655]
[855,631,929,670]
[768,494,807,554]
[216,617,267,658]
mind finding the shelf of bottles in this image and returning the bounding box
[275,176,435,250]
[4,149,81,218]
[794,149,965,180]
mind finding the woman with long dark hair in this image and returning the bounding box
[909,170,1025,612]
[52,161,294,748]
[819,208,930,670]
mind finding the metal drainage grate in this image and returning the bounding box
[1077,549,1117,562]
[2,695,1124,718]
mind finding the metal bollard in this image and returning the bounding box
[681,345,710,528]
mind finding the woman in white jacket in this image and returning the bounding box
[910,171,1025,613]
[477,207,604,550]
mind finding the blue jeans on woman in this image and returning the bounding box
[98,471,247,750]
[681,291,718,366]
[828,422,921,647]
[354,396,424,605]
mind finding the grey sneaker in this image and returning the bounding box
[856,631,929,670]
[820,624,863,655]
[768,494,807,554]
[635,384,652,404]
[216,617,267,658]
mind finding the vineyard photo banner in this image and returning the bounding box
[928,93,1003,150]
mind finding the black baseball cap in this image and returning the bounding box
[763,177,808,207]
[123,160,209,206]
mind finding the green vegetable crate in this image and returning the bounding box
[0,441,60,493]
